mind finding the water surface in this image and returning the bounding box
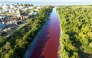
[30,8,60,58]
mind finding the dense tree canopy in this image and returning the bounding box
[57,6,92,58]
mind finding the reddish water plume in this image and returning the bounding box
[30,8,60,58]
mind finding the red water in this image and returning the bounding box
[30,8,60,58]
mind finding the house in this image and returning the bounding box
[9,9,12,13]
[29,12,33,15]
[37,6,41,9]
[15,17,21,24]
[0,15,5,19]
[0,24,6,29]
[9,9,16,13]
[4,9,8,12]
[2,4,9,12]
[29,10,35,15]
[33,12,38,15]
[28,11,38,18]
[17,14,21,17]
[10,4,17,9]
[23,8,28,11]
[0,10,3,13]
[29,6,34,9]
[19,6,24,9]
[0,24,6,35]
[12,9,16,13]
[0,15,6,24]
[29,11,37,15]
[17,9,21,14]
[9,4,18,13]
[16,9,26,21]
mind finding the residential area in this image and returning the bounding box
[0,3,41,37]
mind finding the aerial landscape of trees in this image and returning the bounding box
[0,6,53,58]
[57,6,92,58]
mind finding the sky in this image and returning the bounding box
[0,0,92,5]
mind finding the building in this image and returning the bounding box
[19,6,24,9]
[29,6,34,9]
[10,4,17,9]
[0,24,6,35]
[0,15,6,24]
[23,8,28,11]
[16,9,26,21]
[9,9,16,13]
[2,4,9,12]
[0,24,6,29]
[0,10,3,13]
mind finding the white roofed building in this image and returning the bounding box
[0,15,5,19]
[0,15,6,24]
[0,10,3,13]
[19,6,24,9]
[2,4,9,12]
[10,4,16,9]
[9,9,16,13]
[29,6,34,9]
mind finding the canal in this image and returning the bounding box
[25,8,60,58]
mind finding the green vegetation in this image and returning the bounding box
[0,7,2,10]
[57,6,92,58]
[24,4,31,7]
[0,6,53,58]
[20,4,23,6]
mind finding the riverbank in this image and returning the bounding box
[57,11,62,58]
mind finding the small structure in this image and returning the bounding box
[15,17,21,24]
[10,4,16,9]
[36,6,41,11]
[17,9,21,14]
[29,12,34,15]
[33,12,38,15]
[0,10,3,13]
[0,24,6,29]
[16,9,26,20]
[9,4,18,13]
[9,9,16,13]
[0,15,6,24]
[28,10,37,17]
[2,4,9,12]
[29,6,34,9]
[23,8,28,11]
[19,6,24,9]
[37,6,41,9]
